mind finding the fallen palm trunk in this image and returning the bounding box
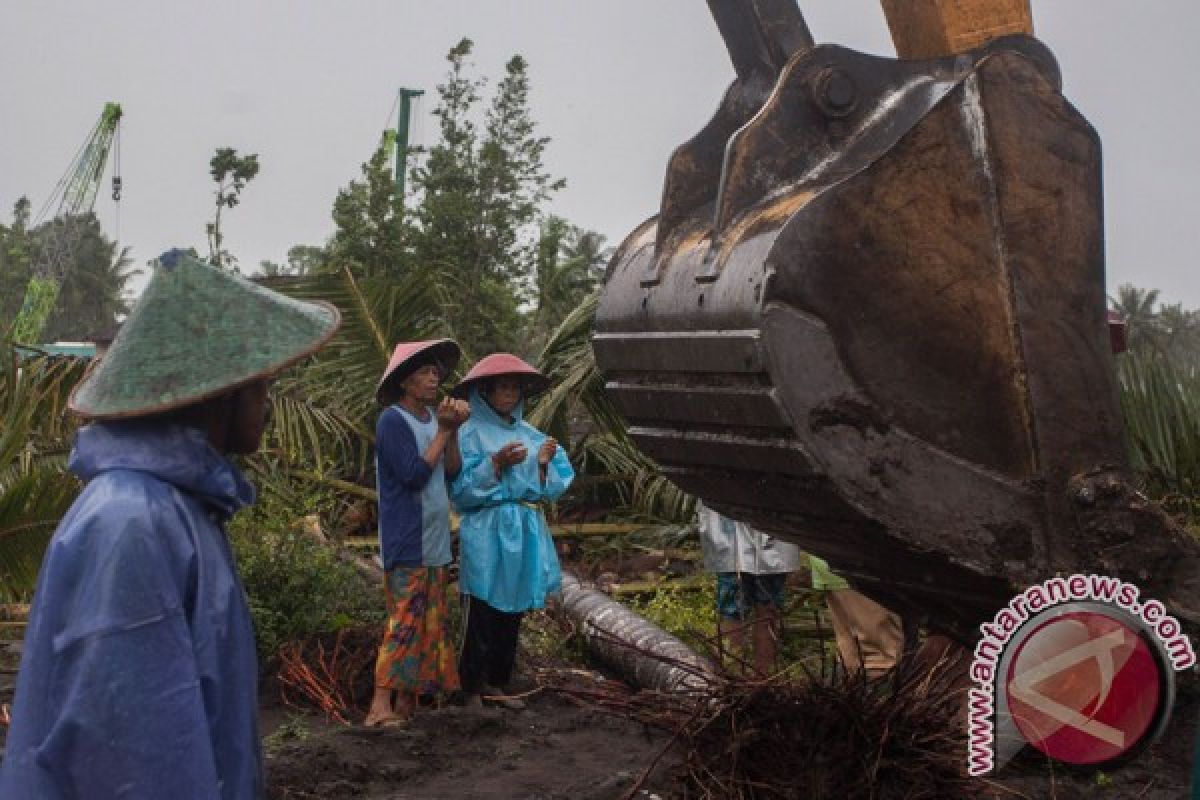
[303,516,716,695]
[558,570,716,694]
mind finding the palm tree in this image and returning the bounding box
[259,264,452,482]
[527,217,608,353]
[528,291,694,524]
[0,347,87,601]
[1155,303,1200,370]
[40,214,139,342]
[1110,284,1162,354]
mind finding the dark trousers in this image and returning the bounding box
[458,594,524,693]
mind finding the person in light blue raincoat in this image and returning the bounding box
[0,250,339,800]
[449,353,574,707]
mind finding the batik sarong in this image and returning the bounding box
[374,565,460,694]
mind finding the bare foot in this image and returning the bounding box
[362,712,408,728]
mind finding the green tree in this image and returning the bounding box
[40,214,136,341]
[408,40,488,352]
[329,145,407,280]
[1155,302,1200,369]
[258,246,327,278]
[409,38,565,357]
[286,244,329,276]
[475,53,565,303]
[527,215,607,352]
[1110,284,1162,354]
[0,198,34,326]
[206,148,260,271]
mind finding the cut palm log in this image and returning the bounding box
[558,571,716,694]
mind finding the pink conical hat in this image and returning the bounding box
[451,352,550,399]
[376,338,461,403]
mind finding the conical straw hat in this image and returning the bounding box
[450,352,549,399]
[70,249,340,419]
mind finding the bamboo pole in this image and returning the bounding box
[344,522,645,550]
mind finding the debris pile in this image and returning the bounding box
[543,635,971,800]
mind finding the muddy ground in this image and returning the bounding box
[2,637,1198,798]
[263,690,677,800]
[258,681,1195,800]
[3,558,1198,800]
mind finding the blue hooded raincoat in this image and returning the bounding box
[450,388,574,613]
[0,421,262,800]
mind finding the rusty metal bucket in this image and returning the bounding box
[594,0,1200,639]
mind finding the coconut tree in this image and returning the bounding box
[526,217,608,354]
[0,347,87,601]
[1155,302,1200,370]
[258,263,452,485]
[1110,284,1163,354]
[39,215,138,342]
[528,291,694,524]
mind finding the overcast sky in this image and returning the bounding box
[2,1,1197,305]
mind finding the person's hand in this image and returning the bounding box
[451,398,471,426]
[492,441,527,472]
[435,397,459,430]
[538,437,558,466]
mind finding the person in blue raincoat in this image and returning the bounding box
[0,250,339,800]
[449,353,574,708]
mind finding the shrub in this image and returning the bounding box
[227,485,383,665]
[628,584,718,652]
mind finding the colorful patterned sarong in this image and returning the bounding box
[374,565,461,694]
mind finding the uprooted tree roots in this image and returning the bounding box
[675,659,970,799]
[276,627,378,724]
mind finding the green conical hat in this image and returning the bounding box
[70,250,340,419]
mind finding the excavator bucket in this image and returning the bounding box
[594,0,1200,640]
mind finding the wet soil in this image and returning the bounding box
[3,598,1196,798]
[263,692,678,800]
[259,658,1198,800]
[975,681,1198,800]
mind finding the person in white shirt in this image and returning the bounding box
[696,502,801,676]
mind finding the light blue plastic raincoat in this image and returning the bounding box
[0,421,262,800]
[450,387,574,613]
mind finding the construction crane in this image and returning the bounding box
[381,88,423,212]
[10,102,123,345]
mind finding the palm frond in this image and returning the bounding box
[527,289,696,522]
[264,265,451,426]
[581,432,695,524]
[0,466,79,601]
[1118,351,1200,513]
[0,349,87,470]
[528,291,624,437]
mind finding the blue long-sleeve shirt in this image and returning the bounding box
[450,388,574,612]
[375,405,452,569]
[0,421,261,800]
